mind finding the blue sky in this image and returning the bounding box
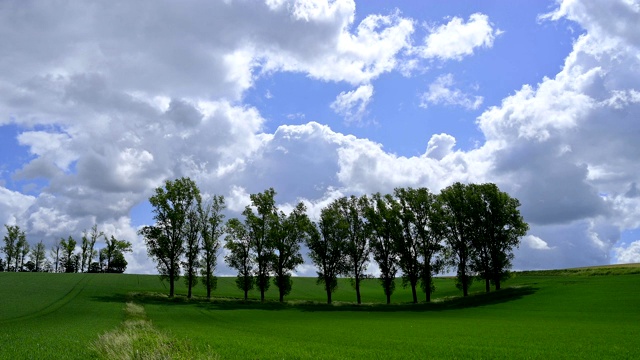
[1,0,639,274]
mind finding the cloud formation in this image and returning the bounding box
[0,0,639,277]
[420,74,484,110]
[421,13,499,61]
[330,84,374,123]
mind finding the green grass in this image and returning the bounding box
[1,268,639,359]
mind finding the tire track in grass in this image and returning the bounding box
[91,300,220,359]
[0,274,92,324]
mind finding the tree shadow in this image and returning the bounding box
[92,286,538,313]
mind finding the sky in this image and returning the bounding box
[1,0,640,275]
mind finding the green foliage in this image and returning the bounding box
[225,217,255,300]
[60,236,78,273]
[183,202,201,298]
[365,193,402,304]
[243,188,277,302]
[30,240,47,272]
[437,182,476,296]
[139,177,201,297]
[200,195,225,299]
[102,236,132,273]
[82,225,105,274]
[2,224,26,272]
[467,183,528,292]
[338,195,370,304]
[271,202,310,302]
[307,201,348,304]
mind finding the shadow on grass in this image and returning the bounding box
[92,286,538,313]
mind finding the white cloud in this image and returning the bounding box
[425,133,457,160]
[0,186,36,228]
[421,13,498,61]
[420,74,484,110]
[330,84,374,123]
[1,0,640,275]
[614,241,640,264]
[523,235,553,250]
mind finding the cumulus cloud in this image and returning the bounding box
[421,13,499,61]
[614,241,640,264]
[425,133,457,161]
[330,84,374,123]
[420,74,484,110]
[1,0,640,275]
[522,235,553,250]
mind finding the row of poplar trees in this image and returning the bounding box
[1,224,132,274]
[140,177,528,304]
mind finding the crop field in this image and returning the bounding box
[1,267,639,359]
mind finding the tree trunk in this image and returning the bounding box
[355,276,362,304]
[260,289,265,302]
[495,278,501,291]
[485,277,490,293]
[279,291,284,303]
[169,276,175,298]
[244,289,248,301]
[187,278,193,299]
[326,286,332,305]
[462,273,468,297]
[424,260,433,302]
[206,275,212,299]
[411,282,417,304]
[386,292,391,305]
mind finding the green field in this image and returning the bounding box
[1,268,639,359]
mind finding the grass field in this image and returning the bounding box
[0,267,639,359]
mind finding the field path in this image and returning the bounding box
[0,274,92,324]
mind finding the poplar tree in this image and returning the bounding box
[365,193,402,305]
[225,218,254,300]
[200,195,225,299]
[437,182,476,297]
[271,202,310,302]
[339,195,370,305]
[139,177,201,297]
[307,201,348,304]
[244,188,277,302]
[30,240,47,272]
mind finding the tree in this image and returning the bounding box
[395,187,443,302]
[19,240,29,272]
[103,236,132,273]
[30,240,47,272]
[183,203,201,299]
[393,187,423,304]
[80,232,91,273]
[224,218,255,300]
[50,239,62,273]
[82,225,104,273]
[339,195,370,304]
[470,183,528,291]
[307,201,348,304]
[3,225,26,272]
[60,236,77,273]
[139,177,201,297]
[243,188,277,302]
[437,182,476,297]
[365,193,402,305]
[109,252,128,273]
[200,195,225,299]
[271,202,310,302]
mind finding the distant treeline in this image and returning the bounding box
[1,224,132,274]
[138,177,528,304]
